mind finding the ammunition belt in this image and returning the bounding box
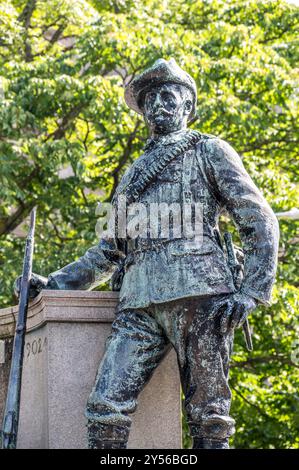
[116,130,203,204]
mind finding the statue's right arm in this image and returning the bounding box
[46,239,122,291]
[14,239,123,298]
[15,168,132,298]
[46,165,133,292]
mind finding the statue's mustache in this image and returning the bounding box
[151,108,174,117]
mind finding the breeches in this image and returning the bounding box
[86,295,235,439]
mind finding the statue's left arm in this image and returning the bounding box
[203,137,280,306]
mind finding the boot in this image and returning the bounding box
[190,414,235,450]
[193,437,229,449]
[87,421,130,449]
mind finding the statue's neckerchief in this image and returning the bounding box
[114,129,202,204]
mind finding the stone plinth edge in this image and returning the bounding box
[0,290,119,337]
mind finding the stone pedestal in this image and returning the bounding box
[0,291,181,449]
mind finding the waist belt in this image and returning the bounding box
[126,230,220,255]
[127,237,178,254]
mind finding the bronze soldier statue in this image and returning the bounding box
[15,59,279,449]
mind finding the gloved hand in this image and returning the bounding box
[214,292,257,334]
[14,273,48,299]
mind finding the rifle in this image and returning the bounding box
[223,232,253,352]
[2,207,36,449]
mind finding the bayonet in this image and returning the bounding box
[224,232,253,352]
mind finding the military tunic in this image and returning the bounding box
[46,130,279,310]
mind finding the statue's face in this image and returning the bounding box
[142,83,192,134]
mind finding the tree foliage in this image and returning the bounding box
[0,0,298,448]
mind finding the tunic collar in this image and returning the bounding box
[144,129,190,151]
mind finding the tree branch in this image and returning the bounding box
[260,24,297,44]
[106,119,141,201]
[17,0,36,62]
[231,384,281,423]
[0,201,35,237]
[230,355,299,369]
[48,216,79,242]
[45,103,86,141]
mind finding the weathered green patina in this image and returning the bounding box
[15,59,279,449]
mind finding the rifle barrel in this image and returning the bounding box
[1,208,36,449]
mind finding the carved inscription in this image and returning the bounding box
[25,337,47,360]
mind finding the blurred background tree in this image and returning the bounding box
[0,0,298,448]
